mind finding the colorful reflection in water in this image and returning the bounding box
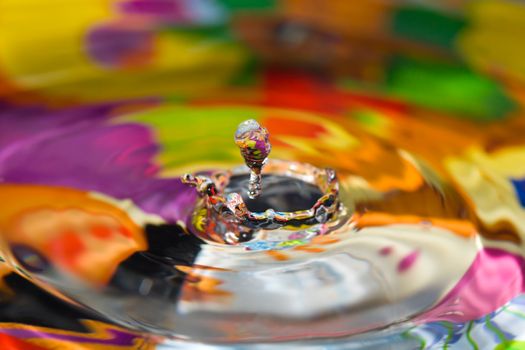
[1,1,525,349]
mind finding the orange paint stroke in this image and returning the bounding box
[353,212,477,238]
[176,265,231,273]
[311,235,340,245]
[265,250,290,261]
[181,274,231,302]
[0,185,147,285]
[293,245,325,253]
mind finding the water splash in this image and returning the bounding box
[234,119,271,199]
[182,121,342,244]
[2,104,525,349]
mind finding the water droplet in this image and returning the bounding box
[234,119,271,198]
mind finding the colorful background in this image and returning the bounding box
[1,0,525,349]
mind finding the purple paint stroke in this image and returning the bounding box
[255,138,268,155]
[0,103,113,150]
[86,25,153,67]
[397,250,419,272]
[0,101,196,223]
[116,0,226,25]
[119,0,186,16]
[117,0,207,24]
[0,98,158,150]
[0,327,139,346]
[379,246,393,256]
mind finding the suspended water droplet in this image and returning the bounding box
[234,119,271,199]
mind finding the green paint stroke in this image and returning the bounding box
[442,322,454,350]
[466,321,479,350]
[504,308,525,320]
[351,109,389,136]
[218,0,277,11]
[126,105,262,171]
[492,308,525,349]
[485,314,508,343]
[386,57,516,120]
[495,341,525,350]
[391,6,466,49]
[401,329,426,350]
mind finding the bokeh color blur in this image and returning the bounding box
[2,1,525,350]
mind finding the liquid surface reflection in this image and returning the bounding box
[1,1,525,349]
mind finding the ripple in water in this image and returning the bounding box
[0,105,525,350]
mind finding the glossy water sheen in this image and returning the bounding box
[1,1,525,349]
